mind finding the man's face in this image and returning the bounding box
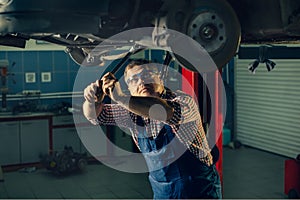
[125,65,164,97]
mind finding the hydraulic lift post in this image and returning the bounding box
[181,68,223,183]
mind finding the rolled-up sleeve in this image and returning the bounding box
[167,92,201,125]
[96,104,131,127]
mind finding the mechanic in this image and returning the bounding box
[82,59,222,199]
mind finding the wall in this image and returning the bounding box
[0,40,80,111]
[0,43,180,112]
[0,40,79,94]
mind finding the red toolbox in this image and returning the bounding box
[284,155,300,199]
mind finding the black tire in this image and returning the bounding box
[288,189,299,199]
[164,0,241,71]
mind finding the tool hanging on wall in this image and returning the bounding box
[0,60,15,112]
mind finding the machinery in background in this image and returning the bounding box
[0,60,8,111]
[0,60,15,112]
[40,146,87,175]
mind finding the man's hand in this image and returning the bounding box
[83,80,103,104]
[83,80,104,123]
[101,72,125,102]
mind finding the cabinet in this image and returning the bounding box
[52,115,81,153]
[52,127,81,153]
[73,114,133,158]
[73,114,107,158]
[76,125,107,158]
[20,119,49,163]
[0,118,49,166]
[0,113,135,167]
[0,121,20,165]
[52,114,108,159]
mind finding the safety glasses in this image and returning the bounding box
[126,69,159,86]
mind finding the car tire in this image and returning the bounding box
[164,0,241,71]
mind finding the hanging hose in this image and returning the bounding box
[160,51,172,83]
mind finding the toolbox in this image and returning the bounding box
[284,155,300,199]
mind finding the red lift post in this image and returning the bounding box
[181,68,223,182]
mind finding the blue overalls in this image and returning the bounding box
[137,124,222,199]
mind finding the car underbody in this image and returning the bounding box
[0,0,300,70]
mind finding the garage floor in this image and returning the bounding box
[0,146,288,199]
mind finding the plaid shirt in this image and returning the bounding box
[93,89,213,166]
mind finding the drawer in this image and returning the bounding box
[52,115,74,126]
[73,113,92,124]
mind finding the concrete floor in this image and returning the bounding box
[223,146,288,199]
[0,145,289,199]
